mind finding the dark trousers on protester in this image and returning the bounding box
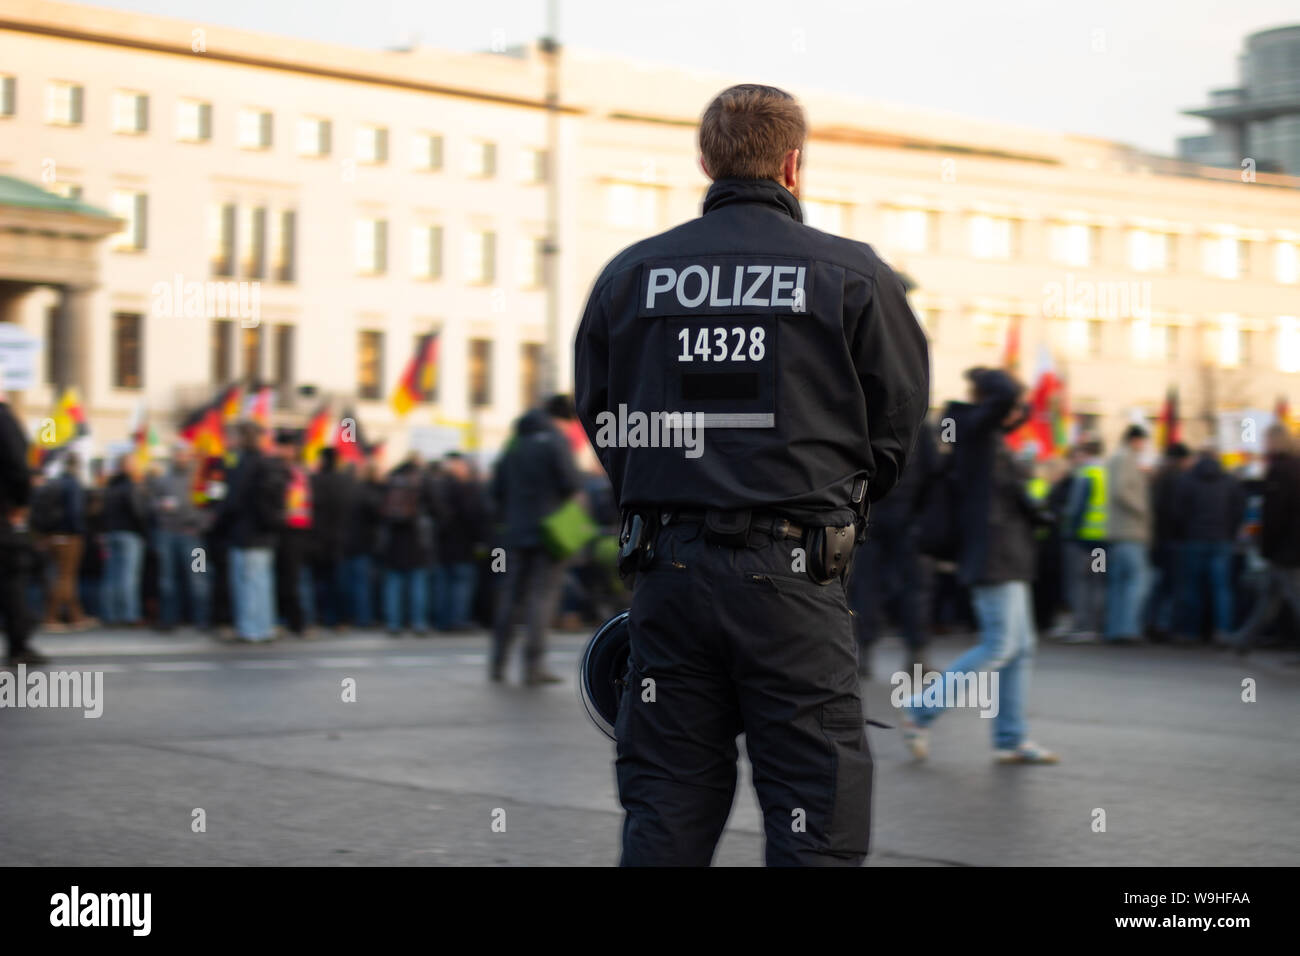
[617,521,872,867]
[276,528,312,634]
[491,545,565,677]
[848,526,928,656]
[1,523,34,660]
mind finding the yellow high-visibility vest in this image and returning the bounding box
[1078,464,1108,541]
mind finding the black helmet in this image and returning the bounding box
[579,610,631,740]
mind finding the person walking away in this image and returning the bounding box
[1171,447,1245,644]
[213,423,283,642]
[1104,425,1153,643]
[149,444,210,630]
[490,396,581,685]
[101,458,148,627]
[1231,425,1300,654]
[33,452,92,631]
[900,367,1059,765]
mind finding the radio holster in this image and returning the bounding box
[805,477,870,585]
[617,510,660,582]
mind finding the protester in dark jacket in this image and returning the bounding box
[489,397,581,684]
[310,448,351,628]
[432,453,487,631]
[379,455,441,635]
[213,423,281,641]
[0,400,42,664]
[148,445,208,630]
[1233,425,1300,652]
[900,368,1057,765]
[1146,443,1192,640]
[1172,448,1245,643]
[101,463,148,626]
[341,460,383,627]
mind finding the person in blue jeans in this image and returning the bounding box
[149,445,210,629]
[211,423,283,642]
[100,462,147,626]
[1104,425,1153,642]
[900,368,1059,764]
[1170,448,1245,643]
[340,461,384,628]
[378,455,441,635]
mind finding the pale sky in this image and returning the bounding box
[77,0,1300,156]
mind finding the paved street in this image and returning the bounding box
[2,627,1297,866]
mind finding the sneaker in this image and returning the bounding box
[995,742,1059,764]
[899,713,929,761]
[5,649,51,666]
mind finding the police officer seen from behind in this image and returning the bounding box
[574,84,930,866]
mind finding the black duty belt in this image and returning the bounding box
[664,509,804,545]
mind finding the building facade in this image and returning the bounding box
[2,0,1299,462]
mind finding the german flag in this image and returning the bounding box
[303,405,333,467]
[391,332,439,417]
[219,383,244,422]
[179,398,226,459]
[1276,395,1291,433]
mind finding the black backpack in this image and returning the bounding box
[916,454,961,561]
[31,481,69,534]
[252,457,288,533]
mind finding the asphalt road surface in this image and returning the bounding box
[3,627,1296,866]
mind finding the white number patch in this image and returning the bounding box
[677,326,766,362]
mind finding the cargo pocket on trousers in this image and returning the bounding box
[820,698,873,856]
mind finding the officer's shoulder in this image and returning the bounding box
[588,220,699,295]
[798,225,900,288]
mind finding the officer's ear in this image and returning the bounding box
[781,149,800,196]
[699,155,713,180]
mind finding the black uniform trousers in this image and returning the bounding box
[617,521,872,866]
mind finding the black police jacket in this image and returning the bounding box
[574,177,930,526]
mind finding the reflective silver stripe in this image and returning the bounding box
[694,413,774,428]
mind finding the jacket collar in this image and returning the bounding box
[702,178,803,223]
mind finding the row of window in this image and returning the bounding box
[603,182,1300,283]
[103,190,546,286]
[935,311,1300,371]
[2,75,546,180]
[95,312,543,409]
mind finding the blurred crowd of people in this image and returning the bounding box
[853,375,1300,682]
[0,394,626,680]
